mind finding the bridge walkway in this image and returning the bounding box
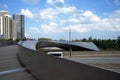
[0,45,36,80]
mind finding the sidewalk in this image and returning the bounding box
[0,45,35,80]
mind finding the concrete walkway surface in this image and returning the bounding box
[0,45,36,80]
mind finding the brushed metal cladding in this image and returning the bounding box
[36,40,100,51]
[17,41,120,80]
[18,40,38,50]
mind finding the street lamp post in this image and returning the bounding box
[69,29,72,57]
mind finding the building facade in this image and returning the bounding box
[0,10,25,40]
[0,10,12,39]
[13,14,25,39]
[12,20,17,40]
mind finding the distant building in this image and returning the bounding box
[0,10,25,40]
[0,10,12,39]
[13,14,25,39]
[0,10,9,16]
[12,20,17,40]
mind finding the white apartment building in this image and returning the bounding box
[0,10,12,39]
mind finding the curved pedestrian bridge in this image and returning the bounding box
[0,40,120,80]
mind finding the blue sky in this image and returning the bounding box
[0,0,120,40]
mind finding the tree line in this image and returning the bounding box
[72,37,120,50]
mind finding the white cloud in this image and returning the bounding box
[21,9,34,19]
[29,27,40,33]
[20,8,58,20]
[47,0,64,7]
[41,22,60,33]
[102,18,120,31]
[39,6,76,20]
[47,0,53,4]
[47,0,64,4]
[82,11,100,22]
[68,18,80,24]
[61,10,100,25]
[49,22,57,26]
[63,24,88,33]
[60,10,120,32]
[22,0,39,5]
[39,8,58,20]
[22,4,120,35]
[56,6,76,14]
[27,27,41,39]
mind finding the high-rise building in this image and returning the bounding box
[0,10,25,40]
[0,10,9,16]
[0,10,12,39]
[12,20,17,40]
[13,14,25,39]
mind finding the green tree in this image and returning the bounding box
[38,38,51,41]
[81,38,87,42]
[59,38,66,41]
[88,37,92,41]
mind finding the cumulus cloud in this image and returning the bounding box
[23,3,120,35]
[61,9,120,33]
[47,0,64,7]
[47,0,64,4]
[22,0,39,5]
[21,8,58,21]
[41,22,60,33]
[61,10,100,25]
[21,9,34,19]
[29,27,40,32]
[26,27,41,39]
[39,8,58,20]
[56,6,76,14]
[25,24,56,39]
[82,11,100,22]
[63,24,88,33]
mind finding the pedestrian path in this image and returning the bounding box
[0,45,35,80]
